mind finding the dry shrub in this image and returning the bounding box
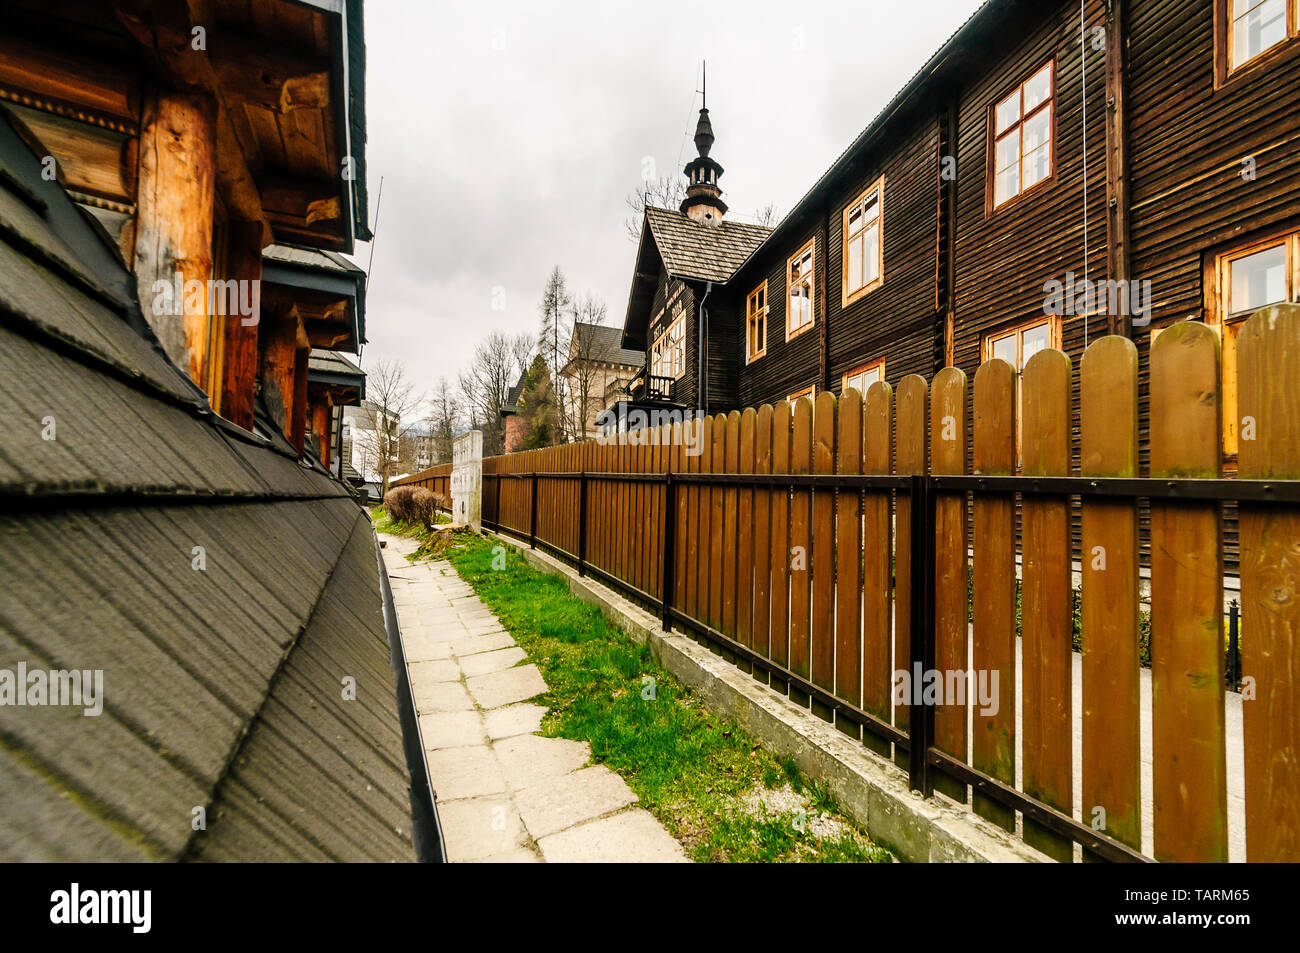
[384,485,416,523]
[409,487,438,530]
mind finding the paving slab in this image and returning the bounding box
[426,745,506,801]
[413,680,474,714]
[451,632,517,656]
[458,646,528,678]
[537,809,688,863]
[437,796,529,861]
[495,734,590,789]
[484,703,547,741]
[409,658,461,683]
[515,766,638,839]
[419,710,487,750]
[467,665,548,710]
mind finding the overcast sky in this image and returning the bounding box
[354,0,987,396]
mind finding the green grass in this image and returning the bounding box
[440,532,892,864]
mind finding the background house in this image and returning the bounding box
[561,322,644,439]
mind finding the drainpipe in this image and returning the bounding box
[697,280,713,414]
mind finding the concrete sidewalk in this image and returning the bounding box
[379,533,687,863]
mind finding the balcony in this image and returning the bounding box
[627,367,676,404]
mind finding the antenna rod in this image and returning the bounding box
[702,60,706,108]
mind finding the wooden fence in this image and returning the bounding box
[397,310,1300,862]
[394,464,451,507]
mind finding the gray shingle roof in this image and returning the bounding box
[643,206,772,284]
[0,106,414,862]
[573,322,643,367]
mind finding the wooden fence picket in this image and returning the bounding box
[812,391,837,721]
[724,411,741,640]
[1237,302,1300,861]
[894,375,927,769]
[770,400,793,675]
[738,408,757,671]
[1019,346,1074,862]
[835,387,864,738]
[1149,321,1227,862]
[709,414,727,639]
[972,357,1017,831]
[754,405,775,675]
[863,381,893,757]
[1081,335,1142,859]
[790,395,814,706]
[931,366,969,804]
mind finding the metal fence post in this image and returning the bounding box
[578,472,588,576]
[908,474,936,798]
[529,472,538,548]
[1227,599,1240,691]
[661,470,676,631]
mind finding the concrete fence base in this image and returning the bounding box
[489,532,1049,863]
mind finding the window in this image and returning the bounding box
[842,178,884,305]
[1223,0,1299,75]
[787,385,815,404]
[990,61,1054,210]
[1211,230,1300,453]
[983,316,1062,462]
[651,309,686,380]
[746,282,768,363]
[842,358,885,396]
[786,240,815,340]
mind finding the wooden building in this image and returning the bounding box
[621,0,1300,477]
[0,0,371,456]
[0,0,434,862]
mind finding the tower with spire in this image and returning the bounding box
[680,64,727,226]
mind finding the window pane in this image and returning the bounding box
[1023,143,1052,189]
[1023,64,1052,113]
[995,128,1020,173]
[991,334,1017,366]
[995,91,1020,135]
[1234,0,1287,65]
[863,194,879,224]
[848,235,863,291]
[995,164,1020,206]
[1022,105,1051,157]
[863,223,879,285]
[1229,244,1287,314]
[1022,323,1052,365]
[848,206,862,236]
[862,365,882,387]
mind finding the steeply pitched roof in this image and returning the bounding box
[572,322,643,367]
[0,107,415,862]
[621,207,772,350]
[643,206,772,285]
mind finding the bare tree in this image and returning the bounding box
[537,266,572,439]
[458,331,533,455]
[624,174,687,242]
[754,202,781,227]
[353,359,426,499]
[560,292,610,441]
[430,376,462,464]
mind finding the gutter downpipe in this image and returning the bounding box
[697,280,713,415]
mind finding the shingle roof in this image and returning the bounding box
[643,206,772,284]
[265,243,365,276]
[573,322,643,367]
[0,106,415,862]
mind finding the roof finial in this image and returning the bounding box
[702,60,706,109]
